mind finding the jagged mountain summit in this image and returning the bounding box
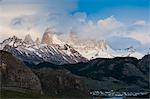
[0,36,23,49]
[66,32,144,59]
[24,34,34,45]
[41,27,64,45]
[0,34,87,65]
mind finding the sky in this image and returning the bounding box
[0,0,149,53]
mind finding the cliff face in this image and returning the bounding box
[41,28,55,45]
[0,50,42,94]
[24,34,34,45]
[41,32,53,45]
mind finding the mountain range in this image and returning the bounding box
[0,28,145,65]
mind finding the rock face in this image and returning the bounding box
[41,27,64,45]
[41,28,54,45]
[0,50,42,94]
[35,37,40,45]
[33,68,89,98]
[41,32,52,45]
[0,36,23,49]
[24,34,34,45]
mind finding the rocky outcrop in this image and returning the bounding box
[0,50,42,94]
[24,34,34,45]
[41,32,52,45]
[41,28,54,45]
[35,37,40,45]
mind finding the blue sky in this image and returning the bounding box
[76,0,149,23]
[0,0,149,53]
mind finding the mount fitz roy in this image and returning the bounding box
[0,28,144,65]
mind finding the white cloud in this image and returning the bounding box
[97,16,123,29]
[0,0,78,41]
[77,16,124,39]
[125,21,150,46]
[73,12,87,22]
[0,25,41,42]
[134,20,146,26]
[0,5,39,18]
[107,36,142,49]
[128,32,150,45]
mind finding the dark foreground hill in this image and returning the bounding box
[29,55,150,91]
[0,50,89,98]
[64,56,150,91]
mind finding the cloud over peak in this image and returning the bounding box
[0,0,149,53]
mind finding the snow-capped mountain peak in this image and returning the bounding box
[0,28,145,65]
[41,27,65,45]
[0,35,23,50]
[51,34,65,45]
[97,40,109,50]
[0,34,87,65]
[65,33,144,59]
